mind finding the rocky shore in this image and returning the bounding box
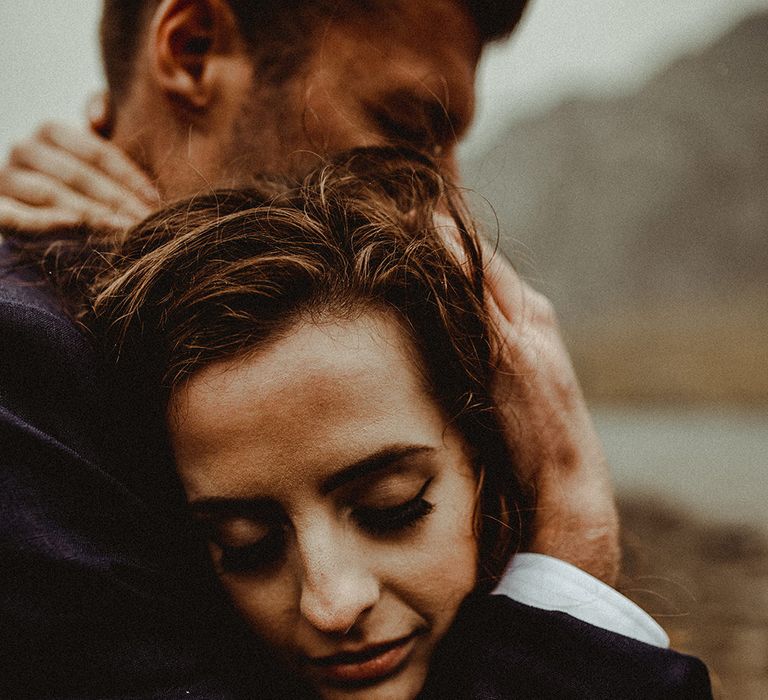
[618,495,768,698]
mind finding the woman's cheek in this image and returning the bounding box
[389,477,478,618]
[430,498,478,594]
[218,571,297,648]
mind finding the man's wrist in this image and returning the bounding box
[529,501,621,586]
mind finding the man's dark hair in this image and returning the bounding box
[100,0,528,102]
[100,0,317,101]
[464,0,528,42]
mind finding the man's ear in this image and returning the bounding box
[149,0,244,111]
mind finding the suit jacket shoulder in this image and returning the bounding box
[423,593,712,699]
[0,246,109,463]
[0,244,251,698]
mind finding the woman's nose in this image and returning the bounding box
[298,534,380,635]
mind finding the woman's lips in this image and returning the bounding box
[307,633,418,685]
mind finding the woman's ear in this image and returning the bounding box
[149,0,244,112]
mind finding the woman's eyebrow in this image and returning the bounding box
[321,444,435,495]
[187,445,436,513]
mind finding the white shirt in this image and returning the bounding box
[493,553,669,648]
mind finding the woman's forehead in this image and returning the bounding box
[168,310,457,500]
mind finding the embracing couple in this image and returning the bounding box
[0,1,711,698]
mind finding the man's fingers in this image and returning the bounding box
[479,237,526,322]
[477,242,619,583]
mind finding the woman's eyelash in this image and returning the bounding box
[211,477,436,571]
[354,478,435,535]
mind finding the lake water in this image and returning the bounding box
[593,406,768,527]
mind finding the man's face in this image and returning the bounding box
[224,0,480,181]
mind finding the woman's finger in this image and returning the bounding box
[0,197,134,234]
[0,167,61,207]
[38,122,156,204]
[0,196,81,233]
[44,177,140,231]
[10,136,153,222]
[0,169,139,234]
[479,236,530,324]
[0,166,142,230]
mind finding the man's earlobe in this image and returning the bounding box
[150,0,238,111]
[86,91,114,137]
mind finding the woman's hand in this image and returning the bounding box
[0,122,157,234]
[483,241,620,586]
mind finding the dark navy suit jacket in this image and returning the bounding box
[0,245,258,698]
[422,594,712,699]
[0,244,711,699]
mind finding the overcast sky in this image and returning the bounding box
[1,0,766,157]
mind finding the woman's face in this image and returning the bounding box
[168,310,478,700]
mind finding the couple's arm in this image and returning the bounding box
[424,593,712,699]
[483,238,620,584]
[0,121,156,233]
[495,553,668,647]
[482,238,661,646]
[0,267,249,698]
[0,122,621,586]
[1,125,706,691]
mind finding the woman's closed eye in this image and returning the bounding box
[205,477,436,573]
[200,517,284,574]
[353,477,435,535]
[218,526,285,573]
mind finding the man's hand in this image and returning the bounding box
[484,241,620,585]
[0,122,157,234]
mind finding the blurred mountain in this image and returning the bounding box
[461,12,768,403]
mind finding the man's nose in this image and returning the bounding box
[298,532,380,635]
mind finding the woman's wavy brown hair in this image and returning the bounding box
[50,147,532,587]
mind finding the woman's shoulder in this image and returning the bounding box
[422,592,712,699]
